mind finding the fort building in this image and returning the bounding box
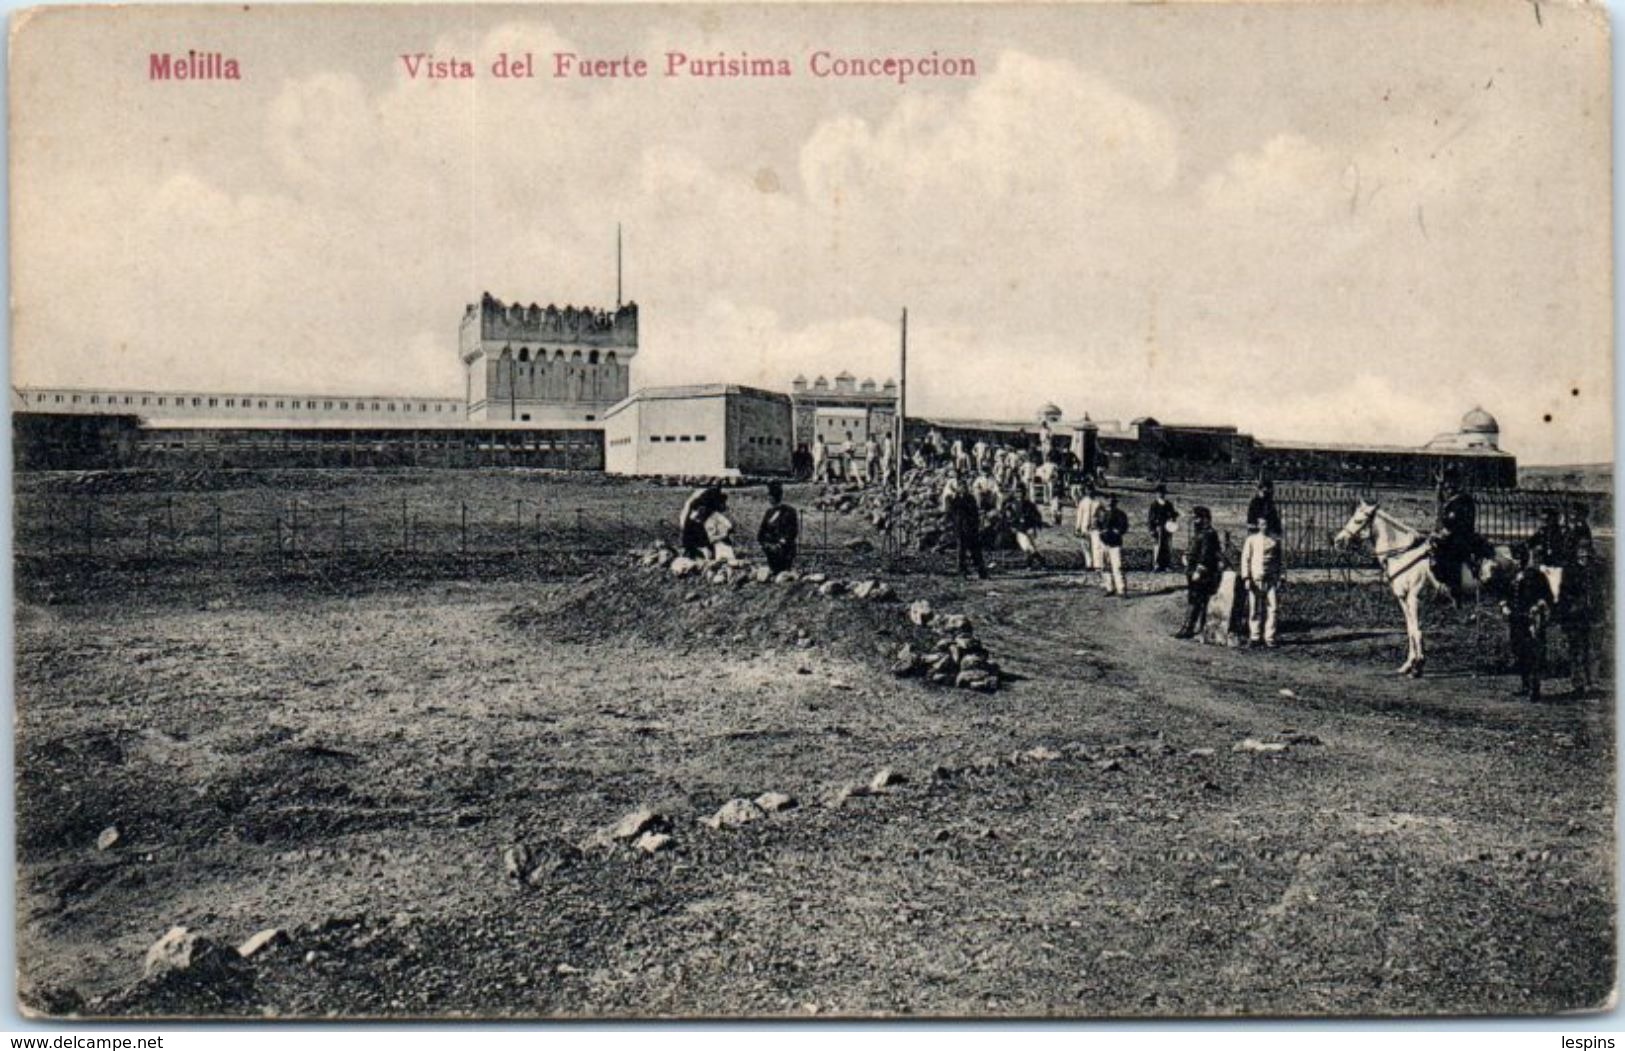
[789,372,898,451]
[11,386,465,426]
[602,385,792,477]
[461,292,638,424]
[1085,408,1516,488]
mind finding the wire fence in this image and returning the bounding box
[1274,482,1614,571]
[14,492,670,563]
[15,479,1612,587]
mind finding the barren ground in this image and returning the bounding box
[12,472,1616,1019]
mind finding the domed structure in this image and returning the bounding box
[1424,406,1500,451]
[1037,402,1063,424]
[1461,406,1499,434]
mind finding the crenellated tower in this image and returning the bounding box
[460,292,638,423]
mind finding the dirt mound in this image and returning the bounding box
[501,564,921,664]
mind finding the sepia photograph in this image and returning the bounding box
[6,0,1616,1020]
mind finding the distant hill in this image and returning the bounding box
[1519,463,1614,493]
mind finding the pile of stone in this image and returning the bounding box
[890,601,1000,693]
[809,469,956,552]
[628,540,897,600]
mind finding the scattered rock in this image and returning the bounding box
[1187,748,1217,759]
[556,963,581,976]
[95,826,120,852]
[870,767,907,791]
[773,570,799,584]
[669,557,698,578]
[1233,738,1289,754]
[633,832,673,854]
[803,573,828,585]
[1022,746,1062,763]
[955,670,1000,693]
[502,844,532,880]
[142,927,224,980]
[755,791,798,813]
[938,614,972,633]
[1279,688,1296,699]
[816,580,845,597]
[907,600,934,626]
[237,928,289,959]
[523,841,584,885]
[702,798,766,830]
[825,783,875,809]
[587,807,669,848]
[753,566,773,583]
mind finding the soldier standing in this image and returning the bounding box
[1147,484,1180,572]
[1174,506,1223,639]
[1503,542,1555,702]
[1097,494,1129,597]
[1074,481,1101,571]
[1560,542,1598,696]
[1567,501,1595,560]
[1239,518,1283,648]
[1245,478,1283,537]
[943,472,989,580]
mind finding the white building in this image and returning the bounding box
[602,385,793,477]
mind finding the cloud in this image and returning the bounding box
[10,10,1611,464]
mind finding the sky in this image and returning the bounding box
[8,2,1613,464]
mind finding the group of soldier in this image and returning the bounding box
[802,432,898,487]
[678,454,1604,701]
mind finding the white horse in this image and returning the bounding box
[1333,499,1505,678]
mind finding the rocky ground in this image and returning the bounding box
[12,472,1617,1020]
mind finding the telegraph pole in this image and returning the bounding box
[896,308,907,495]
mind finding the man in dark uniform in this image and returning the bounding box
[1504,542,1556,700]
[1147,484,1179,572]
[1529,508,1567,571]
[1245,479,1283,538]
[943,472,989,580]
[756,481,800,574]
[1567,501,1595,562]
[1560,541,1598,696]
[1097,493,1130,596]
[1433,469,1480,600]
[1503,542,1555,702]
[1174,506,1223,639]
